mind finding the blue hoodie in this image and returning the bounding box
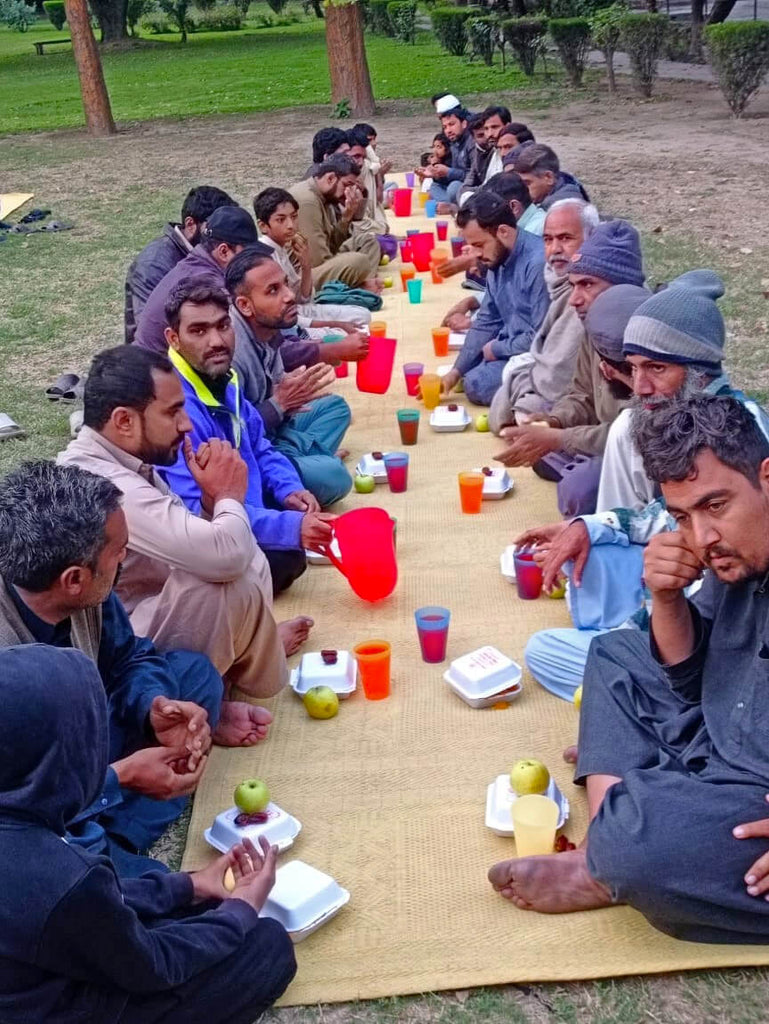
[0,645,262,1022]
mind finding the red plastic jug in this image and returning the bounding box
[409,232,436,272]
[324,508,398,602]
[392,188,413,217]
[356,335,396,394]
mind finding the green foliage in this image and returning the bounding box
[431,6,478,56]
[387,0,416,42]
[501,15,547,76]
[590,0,626,90]
[189,4,243,29]
[549,16,591,85]
[42,0,65,29]
[618,12,668,97]
[158,0,191,39]
[141,10,172,30]
[0,0,35,31]
[663,20,691,60]
[126,0,154,33]
[705,21,769,117]
[332,97,351,117]
[365,0,394,35]
[548,0,611,17]
[467,14,498,66]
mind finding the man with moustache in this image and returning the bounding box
[159,279,336,595]
[490,394,769,947]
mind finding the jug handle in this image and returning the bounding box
[319,541,346,576]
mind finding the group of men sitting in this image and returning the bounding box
[4,97,769,1022]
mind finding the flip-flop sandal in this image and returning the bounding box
[43,220,74,232]
[19,208,51,224]
[0,413,25,441]
[10,224,36,235]
[46,372,80,402]
[60,378,85,405]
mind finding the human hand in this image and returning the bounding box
[300,511,337,551]
[284,489,321,513]
[379,157,394,175]
[494,426,561,467]
[431,164,449,178]
[212,700,273,747]
[734,797,769,897]
[321,332,370,364]
[342,184,363,220]
[273,365,334,413]
[643,532,703,604]
[482,342,497,362]
[437,254,474,279]
[537,520,591,590]
[149,695,211,757]
[112,746,207,799]
[290,232,311,270]
[225,836,278,912]
[439,369,461,396]
[184,437,248,511]
[444,312,472,333]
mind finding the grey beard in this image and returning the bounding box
[544,261,567,295]
[629,367,705,448]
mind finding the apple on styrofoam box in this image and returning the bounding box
[261,860,350,942]
[290,650,357,699]
[355,452,389,482]
[473,466,513,500]
[444,645,523,701]
[205,803,301,855]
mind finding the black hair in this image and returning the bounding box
[432,133,452,164]
[346,126,370,149]
[468,112,487,133]
[164,278,230,332]
[456,190,517,231]
[311,127,349,164]
[513,143,559,176]
[180,185,237,225]
[225,243,279,296]
[84,345,174,431]
[482,171,531,210]
[503,122,535,144]
[353,122,376,140]
[481,105,511,125]
[420,152,432,167]
[440,108,468,125]
[316,154,360,178]
[253,187,298,224]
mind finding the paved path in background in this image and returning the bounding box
[587,50,716,81]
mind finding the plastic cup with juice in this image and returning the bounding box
[419,373,441,411]
[407,278,423,304]
[511,795,560,856]
[403,362,424,397]
[400,265,416,293]
[431,327,450,357]
[458,471,484,514]
[354,640,391,700]
[414,606,450,663]
[383,452,409,493]
[396,409,420,446]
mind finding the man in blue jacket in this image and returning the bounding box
[160,280,336,594]
[423,105,475,207]
[440,191,549,406]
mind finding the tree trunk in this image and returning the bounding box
[605,48,617,93]
[706,0,737,21]
[90,0,128,41]
[690,0,704,56]
[64,0,116,135]
[325,3,375,117]
[511,0,526,15]
[311,0,324,16]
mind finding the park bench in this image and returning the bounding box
[33,38,71,55]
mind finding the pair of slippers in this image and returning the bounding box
[0,413,25,441]
[46,372,83,404]
[6,220,73,235]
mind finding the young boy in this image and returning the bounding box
[253,187,372,339]
[0,643,296,1024]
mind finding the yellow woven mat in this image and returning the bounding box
[182,195,769,1005]
[0,193,33,219]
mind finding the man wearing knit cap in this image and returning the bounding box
[494,221,645,511]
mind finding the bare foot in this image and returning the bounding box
[363,277,384,295]
[278,616,313,656]
[563,745,578,764]
[335,448,350,461]
[488,849,613,914]
[213,701,273,747]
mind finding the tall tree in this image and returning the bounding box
[64,0,116,135]
[91,0,129,42]
[325,0,375,116]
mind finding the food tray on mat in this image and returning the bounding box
[205,803,301,854]
[430,406,471,432]
[290,650,357,698]
[261,860,350,942]
[444,671,523,709]
[500,545,518,583]
[473,467,513,500]
[448,332,465,351]
[444,645,522,697]
[485,774,570,836]
[355,452,389,482]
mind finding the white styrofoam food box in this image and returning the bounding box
[290,650,357,698]
[472,466,513,500]
[485,773,569,836]
[205,803,301,854]
[444,645,522,697]
[429,406,471,432]
[261,860,350,941]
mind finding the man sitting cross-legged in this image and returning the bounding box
[0,461,217,877]
[508,143,590,211]
[490,394,769,946]
[59,345,313,703]
[160,280,336,595]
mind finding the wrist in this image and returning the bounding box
[111,755,135,789]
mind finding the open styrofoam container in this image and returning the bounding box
[290,650,357,698]
[306,538,341,566]
[448,331,465,350]
[444,645,522,699]
[355,452,389,482]
[485,773,570,836]
[473,467,513,500]
[261,860,350,942]
[205,803,301,855]
[500,545,517,584]
[430,406,471,432]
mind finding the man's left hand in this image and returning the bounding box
[734,796,769,896]
[482,342,497,362]
[149,696,211,758]
[284,489,321,513]
[212,701,274,747]
[494,426,561,467]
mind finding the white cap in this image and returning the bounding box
[435,94,461,115]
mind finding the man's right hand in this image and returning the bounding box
[515,520,591,590]
[273,365,335,413]
[643,532,703,602]
[183,437,248,512]
[226,835,278,912]
[321,332,370,364]
[300,511,336,551]
[440,369,461,396]
[112,746,207,799]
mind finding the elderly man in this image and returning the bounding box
[440,191,548,407]
[135,205,261,355]
[490,394,769,946]
[289,154,380,289]
[489,198,600,433]
[0,461,217,876]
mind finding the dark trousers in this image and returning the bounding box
[264,548,307,596]
[117,916,297,1023]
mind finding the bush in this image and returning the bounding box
[705,21,769,117]
[663,20,691,60]
[141,10,172,30]
[501,15,547,76]
[467,15,499,65]
[431,6,479,56]
[590,0,626,91]
[387,0,416,42]
[366,0,394,35]
[0,0,35,29]
[549,16,591,85]
[618,12,668,97]
[42,0,65,28]
[189,4,242,29]
[127,0,153,33]
[265,0,288,11]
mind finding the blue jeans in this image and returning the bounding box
[429,178,463,205]
[275,394,352,507]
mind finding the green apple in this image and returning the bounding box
[509,759,550,796]
[546,580,566,599]
[354,474,376,494]
[383,276,394,288]
[573,685,583,711]
[380,254,390,266]
[234,777,270,813]
[475,413,490,432]
[303,685,339,720]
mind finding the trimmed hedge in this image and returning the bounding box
[431,6,479,56]
[387,0,416,43]
[501,15,547,77]
[467,15,499,65]
[189,4,243,30]
[549,17,592,86]
[705,21,769,117]
[618,12,668,97]
[43,0,65,29]
[590,0,626,92]
[365,0,395,35]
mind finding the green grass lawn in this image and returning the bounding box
[0,13,548,135]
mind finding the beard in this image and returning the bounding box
[479,238,508,271]
[607,377,633,401]
[629,368,705,446]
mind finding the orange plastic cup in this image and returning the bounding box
[369,321,387,338]
[458,472,485,514]
[418,190,430,208]
[354,640,391,700]
[419,373,441,410]
[432,326,450,357]
[430,250,449,285]
[400,266,416,293]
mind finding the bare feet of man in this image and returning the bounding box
[487,849,613,913]
[278,616,314,656]
[213,702,273,747]
[363,277,384,295]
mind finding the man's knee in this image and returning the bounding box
[300,457,352,507]
[463,366,500,407]
[241,918,297,1005]
[524,630,586,702]
[314,393,352,430]
[162,649,224,725]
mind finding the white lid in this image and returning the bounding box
[430,406,470,427]
[356,453,389,480]
[448,332,465,350]
[205,802,301,854]
[290,651,357,696]
[485,774,569,835]
[472,467,512,495]
[261,860,349,932]
[500,546,517,582]
[446,646,521,696]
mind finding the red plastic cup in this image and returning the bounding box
[383,452,409,493]
[414,606,450,663]
[451,236,464,258]
[514,550,544,600]
[436,220,449,241]
[399,240,413,263]
[334,362,348,378]
[403,362,424,396]
[409,232,436,272]
[356,336,396,394]
[400,265,416,292]
[393,188,413,217]
[431,327,449,357]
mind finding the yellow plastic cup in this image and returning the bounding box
[511,794,560,857]
[369,321,387,338]
[418,190,430,208]
[419,373,441,411]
